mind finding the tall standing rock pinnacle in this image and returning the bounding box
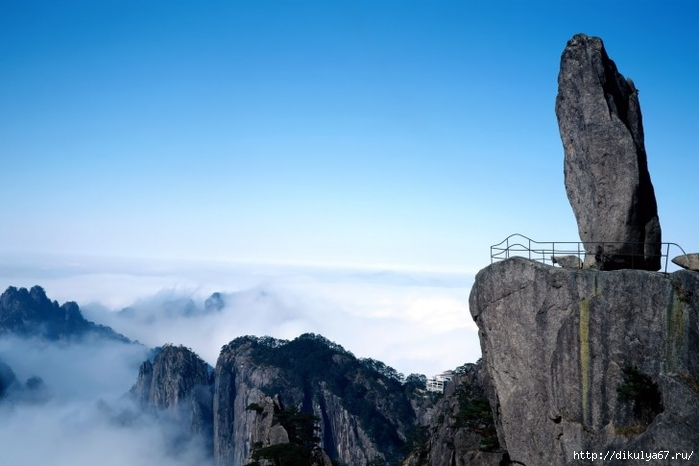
[555,34,661,271]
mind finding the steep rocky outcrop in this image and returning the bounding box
[672,254,699,272]
[556,34,661,271]
[0,285,130,342]
[213,334,421,466]
[132,345,214,438]
[213,338,285,466]
[401,363,504,466]
[129,333,440,466]
[469,257,699,465]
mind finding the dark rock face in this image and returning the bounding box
[0,285,130,342]
[132,345,214,438]
[401,363,504,466]
[555,34,661,271]
[130,333,440,466]
[469,257,699,465]
[213,334,420,466]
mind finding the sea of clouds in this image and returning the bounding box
[0,254,481,376]
[0,335,213,466]
[0,254,480,465]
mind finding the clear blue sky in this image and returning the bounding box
[2,0,698,273]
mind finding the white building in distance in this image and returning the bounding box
[426,370,454,393]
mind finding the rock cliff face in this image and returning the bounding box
[401,363,504,466]
[132,345,214,438]
[213,334,420,466]
[133,333,430,466]
[469,257,699,465]
[213,338,286,466]
[555,34,661,271]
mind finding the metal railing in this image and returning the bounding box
[490,233,687,273]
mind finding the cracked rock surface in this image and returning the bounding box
[469,257,699,465]
[556,34,661,271]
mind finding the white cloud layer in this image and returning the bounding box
[0,336,212,466]
[0,255,480,377]
[0,255,480,465]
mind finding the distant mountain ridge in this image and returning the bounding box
[0,284,502,465]
[0,285,130,343]
[131,334,440,465]
[129,334,510,466]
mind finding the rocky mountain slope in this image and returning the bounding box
[400,362,504,466]
[131,333,460,466]
[131,344,214,442]
[3,284,475,465]
[1,283,503,465]
[0,285,130,342]
[213,333,422,465]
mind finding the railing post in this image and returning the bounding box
[578,242,581,263]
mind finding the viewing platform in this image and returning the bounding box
[490,233,687,274]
